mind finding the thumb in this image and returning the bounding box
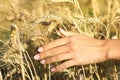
[59,29,78,37]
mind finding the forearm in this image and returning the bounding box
[106,39,120,60]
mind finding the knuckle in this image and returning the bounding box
[51,57,58,62]
[66,43,75,53]
[46,57,57,63]
[52,48,60,53]
[55,66,60,71]
[66,36,76,52]
[59,64,66,69]
[55,56,60,60]
[68,36,78,42]
[45,59,49,64]
[51,48,55,53]
[40,53,44,59]
[49,57,54,61]
[46,58,52,64]
[68,36,74,42]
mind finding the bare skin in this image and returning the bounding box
[34,29,120,72]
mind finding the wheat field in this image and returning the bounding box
[0,0,120,80]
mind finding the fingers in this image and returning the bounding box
[37,29,91,53]
[59,29,78,37]
[39,37,69,52]
[51,60,75,72]
[40,52,72,64]
[35,43,70,60]
[59,29,91,39]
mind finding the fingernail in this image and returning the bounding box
[40,59,46,64]
[60,28,65,32]
[51,68,56,72]
[38,47,43,52]
[34,54,40,60]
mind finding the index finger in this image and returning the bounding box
[38,37,69,52]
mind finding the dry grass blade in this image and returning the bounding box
[0,0,120,80]
[91,0,100,17]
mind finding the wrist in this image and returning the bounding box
[105,40,120,60]
[100,40,110,61]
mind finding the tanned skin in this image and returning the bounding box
[34,29,120,72]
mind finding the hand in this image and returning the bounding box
[34,29,108,72]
